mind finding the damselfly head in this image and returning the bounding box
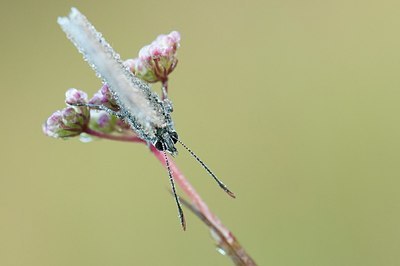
[154,127,179,156]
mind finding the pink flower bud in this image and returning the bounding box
[65,88,88,104]
[169,31,181,44]
[43,110,63,138]
[138,45,152,61]
[89,84,119,111]
[97,112,110,128]
[89,91,103,105]
[89,110,116,133]
[149,44,163,58]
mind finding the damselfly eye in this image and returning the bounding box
[170,132,179,144]
[155,141,164,151]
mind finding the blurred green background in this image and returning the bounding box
[1,0,400,265]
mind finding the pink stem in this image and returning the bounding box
[83,128,255,265]
[84,128,144,143]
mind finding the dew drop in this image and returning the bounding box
[79,133,93,143]
[216,247,227,256]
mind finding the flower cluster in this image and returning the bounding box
[130,31,180,83]
[43,31,181,140]
[43,86,129,139]
[42,103,90,139]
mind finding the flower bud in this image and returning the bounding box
[65,88,88,105]
[89,84,120,111]
[42,110,63,138]
[89,110,117,133]
[131,58,159,83]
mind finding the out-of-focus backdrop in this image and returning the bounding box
[1,0,400,265]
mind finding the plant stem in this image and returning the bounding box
[83,128,256,265]
[161,79,168,100]
[84,128,144,143]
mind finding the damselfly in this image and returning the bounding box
[57,8,234,229]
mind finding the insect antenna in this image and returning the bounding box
[175,138,236,198]
[162,142,186,230]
